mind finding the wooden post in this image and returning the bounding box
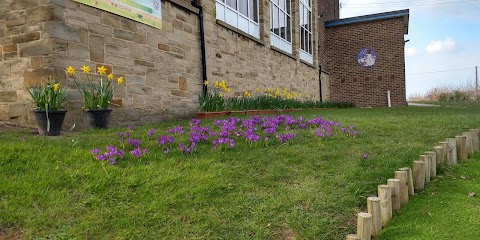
[395,171,409,207]
[447,138,458,165]
[413,161,425,191]
[399,167,414,196]
[346,234,361,240]
[469,129,480,152]
[439,142,450,166]
[456,135,468,162]
[367,197,382,237]
[387,179,401,213]
[433,146,445,169]
[378,185,392,226]
[462,132,474,158]
[420,155,430,183]
[357,212,372,240]
[425,151,437,178]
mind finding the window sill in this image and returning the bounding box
[216,20,264,46]
[270,46,297,60]
[168,0,199,14]
[300,59,316,68]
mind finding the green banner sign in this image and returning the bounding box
[74,0,162,29]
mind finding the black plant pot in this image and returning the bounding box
[33,110,67,136]
[84,109,112,129]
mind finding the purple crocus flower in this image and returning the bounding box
[363,153,368,159]
[90,148,101,155]
[147,128,155,137]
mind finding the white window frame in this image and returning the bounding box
[216,0,260,38]
[299,0,313,64]
[270,0,292,54]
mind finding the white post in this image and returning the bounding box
[387,91,392,107]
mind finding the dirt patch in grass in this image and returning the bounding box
[271,224,297,240]
[0,226,23,240]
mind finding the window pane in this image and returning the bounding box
[286,15,291,42]
[226,0,236,9]
[308,10,311,31]
[274,6,280,35]
[299,5,304,26]
[286,0,290,13]
[279,0,285,10]
[239,0,248,16]
[270,4,273,31]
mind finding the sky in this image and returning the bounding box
[340,0,480,99]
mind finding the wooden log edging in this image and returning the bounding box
[346,130,479,239]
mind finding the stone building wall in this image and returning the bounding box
[326,17,407,107]
[0,0,54,124]
[0,0,321,129]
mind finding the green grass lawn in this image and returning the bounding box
[1,105,480,239]
[377,154,480,240]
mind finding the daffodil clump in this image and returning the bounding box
[66,65,123,110]
[200,80,354,111]
[28,76,68,111]
[198,80,230,112]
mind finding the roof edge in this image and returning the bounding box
[325,9,410,34]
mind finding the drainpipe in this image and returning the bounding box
[191,0,208,97]
[318,65,323,102]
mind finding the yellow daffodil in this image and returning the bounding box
[204,80,209,86]
[214,81,219,88]
[97,66,107,75]
[53,83,59,91]
[244,91,251,97]
[107,73,114,81]
[81,65,91,74]
[219,93,223,97]
[226,88,231,93]
[117,77,124,85]
[66,66,75,75]
[264,89,267,93]
[255,87,259,93]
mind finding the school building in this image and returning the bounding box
[0,0,409,128]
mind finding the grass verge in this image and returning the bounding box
[1,105,480,239]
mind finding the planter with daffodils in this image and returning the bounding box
[28,76,69,136]
[66,65,123,129]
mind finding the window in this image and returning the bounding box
[299,0,313,63]
[270,0,292,54]
[216,0,259,38]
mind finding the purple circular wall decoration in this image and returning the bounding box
[356,48,378,68]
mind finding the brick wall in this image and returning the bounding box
[326,17,407,107]
[0,0,321,128]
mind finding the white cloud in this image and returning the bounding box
[405,47,417,57]
[425,37,457,54]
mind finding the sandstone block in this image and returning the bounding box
[127,84,152,95]
[6,15,26,28]
[113,66,134,75]
[8,103,25,118]
[0,91,17,102]
[12,32,40,44]
[45,21,79,42]
[179,76,187,91]
[105,45,118,55]
[26,5,52,23]
[120,18,138,32]
[19,39,53,57]
[31,56,44,69]
[23,69,54,87]
[133,33,146,44]
[0,104,8,121]
[68,42,90,59]
[0,61,12,79]
[134,59,155,68]
[113,29,134,41]
[103,13,121,28]
[88,22,112,37]
[10,0,38,10]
